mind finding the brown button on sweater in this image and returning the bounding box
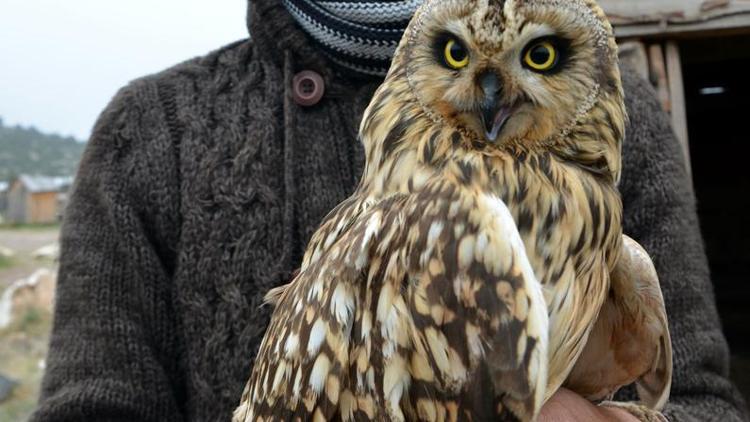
[31,0,749,421]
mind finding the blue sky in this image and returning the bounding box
[0,0,248,141]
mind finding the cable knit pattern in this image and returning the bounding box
[32,0,748,421]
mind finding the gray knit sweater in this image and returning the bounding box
[31,0,749,421]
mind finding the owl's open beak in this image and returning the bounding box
[479,72,512,142]
[482,106,513,142]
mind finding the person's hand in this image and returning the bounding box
[538,388,639,422]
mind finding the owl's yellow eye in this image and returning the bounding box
[524,41,558,72]
[443,39,469,70]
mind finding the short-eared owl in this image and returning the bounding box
[234,0,672,420]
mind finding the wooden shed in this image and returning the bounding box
[601,0,750,399]
[6,175,72,225]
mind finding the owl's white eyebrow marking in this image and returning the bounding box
[518,23,556,42]
[511,23,556,53]
[443,19,471,43]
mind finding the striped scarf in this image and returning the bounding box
[282,0,423,76]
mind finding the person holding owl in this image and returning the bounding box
[32,0,749,421]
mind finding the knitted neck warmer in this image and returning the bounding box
[281,0,422,76]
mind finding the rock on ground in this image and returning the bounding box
[0,269,56,329]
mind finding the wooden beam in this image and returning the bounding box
[600,0,750,25]
[599,0,750,38]
[665,41,693,176]
[613,15,750,38]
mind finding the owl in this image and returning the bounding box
[233,0,672,421]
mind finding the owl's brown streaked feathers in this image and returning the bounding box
[234,0,672,420]
[235,176,549,421]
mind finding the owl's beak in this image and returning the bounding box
[479,72,512,142]
[483,106,513,142]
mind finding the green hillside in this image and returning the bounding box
[0,117,85,182]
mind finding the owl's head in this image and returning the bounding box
[390,0,624,156]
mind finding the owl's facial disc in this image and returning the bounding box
[425,29,573,144]
[402,0,619,149]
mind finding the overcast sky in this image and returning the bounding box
[0,0,248,141]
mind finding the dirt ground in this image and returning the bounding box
[0,225,59,422]
[0,227,59,288]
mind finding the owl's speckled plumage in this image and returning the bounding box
[234,0,672,420]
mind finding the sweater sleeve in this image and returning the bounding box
[31,79,185,422]
[618,68,749,422]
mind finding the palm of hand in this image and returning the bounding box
[539,389,639,422]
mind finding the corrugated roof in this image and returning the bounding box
[15,175,73,193]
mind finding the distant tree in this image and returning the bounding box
[0,119,85,183]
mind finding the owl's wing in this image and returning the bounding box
[233,181,549,421]
[565,235,673,410]
[400,182,549,421]
[232,193,386,422]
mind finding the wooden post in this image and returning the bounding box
[665,41,692,177]
[618,41,650,81]
[648,44,671,112]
